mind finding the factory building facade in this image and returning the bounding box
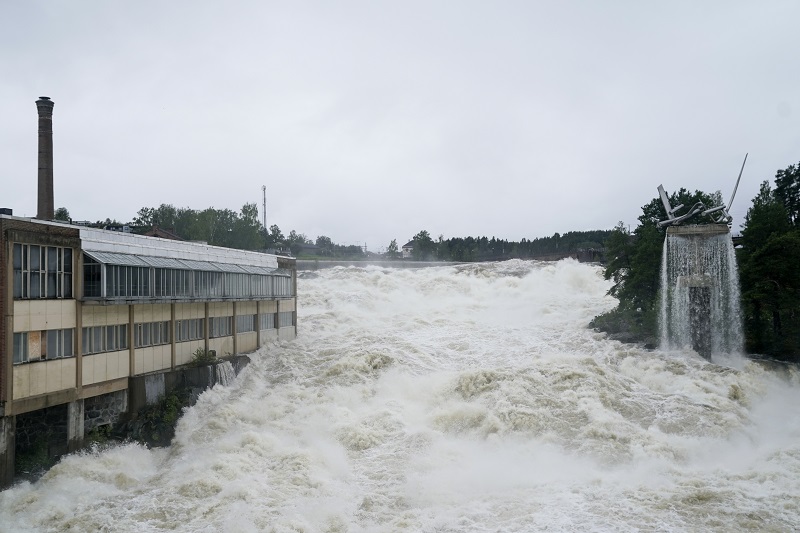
[0,97,297,487]
[0,216,297,486]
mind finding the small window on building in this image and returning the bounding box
[13,332,28,364]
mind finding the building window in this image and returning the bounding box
[278,311,294,328]
[12,329,75,363]
[236,314,256,333]
[45,328,74,358]
[176,318,205,342]
[275,276,293,297]
[13,333,28,364]
[134,321,171,348]
[259,312,276,330]
[83,256,102,297]
[82,325,128,355]
[107,265,150,298]
[210,316,232,338]
[13,244,73,300]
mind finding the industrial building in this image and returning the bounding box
[0,97,297,487]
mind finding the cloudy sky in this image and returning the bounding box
[1,1,798,251]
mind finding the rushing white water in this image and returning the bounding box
[2,259,799,532]
[215,361,237,387]
[659,231,744,355]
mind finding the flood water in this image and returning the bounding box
[2,260,799,532]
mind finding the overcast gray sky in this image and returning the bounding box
[2,1,798,250]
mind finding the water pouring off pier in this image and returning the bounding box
[659,224,744,358]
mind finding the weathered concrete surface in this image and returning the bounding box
[128,355,251,414]
[67,400,84,453]
[666,223,730,237]
[0,416,14,488]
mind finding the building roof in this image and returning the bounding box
[0,214,287,271]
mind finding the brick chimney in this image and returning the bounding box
[36,96,54,220]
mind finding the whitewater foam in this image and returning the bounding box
[1,259,798,531]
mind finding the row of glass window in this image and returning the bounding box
[176,319,205,342]
[210,316,232,338]
[134,321,171,348]
[12,244,73,299]
[278,311,294,328]
[13,329,74,364]
[12,312,294,364]
[84,258,293,301]
[236,314,255,333]
[83,325,129,355]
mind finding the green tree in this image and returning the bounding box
[412,230,435,260]
[316,236,333,255]
[386,239,399,259]
[738,178,799,359]
[774,161,800,226]
[603,222,632,299]
[228,203,263,250]
[54,207,70,221]
[267,225,284,248]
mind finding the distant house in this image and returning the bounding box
[402,240,414,259]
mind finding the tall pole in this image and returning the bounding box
[36,96,55,220]
[262,185,267,250]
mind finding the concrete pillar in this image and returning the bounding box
[232,301,238,355]
[0,416,15,489]
[67,400,84,453]
[35,97,55,221]
[170,303,176,370]
[690,286,712,359]
[667,224,730,360]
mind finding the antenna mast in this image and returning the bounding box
[262,185,267,250]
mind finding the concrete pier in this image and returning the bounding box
[0,416,14,488]
[664,224,735,359]
[67,401,84,453]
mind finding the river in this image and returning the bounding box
[1,259,799,531]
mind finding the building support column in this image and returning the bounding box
[232,301,238,356]
[67,400,84,453]
[256,301,262,348]
[0,415,15,489]
[170,303,176,370]
[204,302,210,353]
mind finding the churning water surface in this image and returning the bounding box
[2,260,799,532]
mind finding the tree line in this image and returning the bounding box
[396,229,610,262]
[594,161,800,362]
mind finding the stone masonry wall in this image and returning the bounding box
[84,390,128,432]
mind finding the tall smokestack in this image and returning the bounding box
[36,96,54,220]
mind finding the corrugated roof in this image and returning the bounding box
[83,251,288,277]
[83,251,150,267]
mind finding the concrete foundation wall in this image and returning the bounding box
[128,355,251,413]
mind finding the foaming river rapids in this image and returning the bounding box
[2,260,800,532]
